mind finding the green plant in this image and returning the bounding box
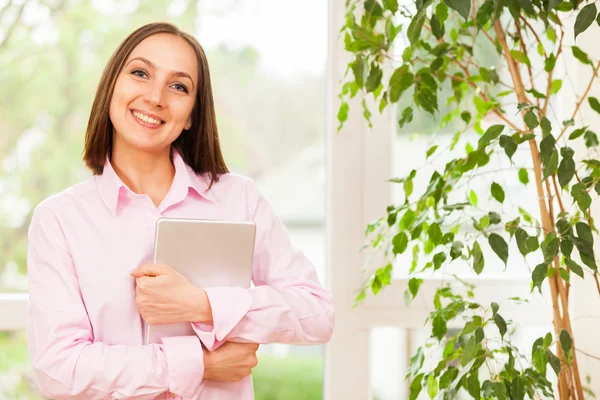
[253,353,323,400]
[339,0,600,398]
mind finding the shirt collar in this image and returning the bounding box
[97,149,217,215]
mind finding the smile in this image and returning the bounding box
[130,109,164,127]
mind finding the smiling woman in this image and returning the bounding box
[25,22,334,400]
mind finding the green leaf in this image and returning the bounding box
[409,278,423,298]
[437,2,449,23]
[428,223,443,245]
[511,50,532,66]
[467,373,481,399]
[540,133,556,162]
[399,107,414,128]
[426,145,438,159]
[573,46,593,66]
[491,182,505,203]
[372,275,382,295]
[383,0,399,13]
[451,240,464,260]
[569,127,587,140]
[407,347,424,377]
[584,130,599,147]
[526,236,539,252]
[409,374,424,400]
[427,374,438,399]
[546,349,561,375]
[489,233,509,264]
[444,0,471,20]
[461,335,476,366]
[541,116,552,136]
[565,257,583,278]
[404,176,413,198]
[574,4,597,40]
[432,315,447,340]
[337,102,349,129]
[560,329,572,353]
[518,168,529,184]
[510,376,526,400]
[393,232,409,254]
[542,233,559,262]
[543,149,558,181]
[408,10,427,44]
[560,267,570,283]
[576,222,593,244]
[472,241,484,274]
[478,124,505,149]
[488,211,501,225]
[475,327,485,343]
[545,53,557,72]
[433,252,447,270]
[561,238,574,258]
[366,64,383,93]
[571,183,592,212]
[524,110,539,129]
[494,313,507,339]
[558,156,575,188]
[439,367,458,389]
[389,65,414,103]
[551,79,563,95]
[533,347,548,375]
[515,228,530,256]
[491,302,499,315]
[532,263,548,293]
[499,135,517,160]
[431,14,445,40]
[469,190,478,206]
[589,97,600,114]
[476,0,494,29]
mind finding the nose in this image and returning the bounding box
[143,81,165,109]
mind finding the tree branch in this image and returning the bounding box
[556,60,600,142]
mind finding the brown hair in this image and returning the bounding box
[82,22,228,186]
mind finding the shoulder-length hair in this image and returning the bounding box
[82,22,228,186]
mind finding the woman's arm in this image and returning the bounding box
[27,205,206,399]
[192,179,334,351]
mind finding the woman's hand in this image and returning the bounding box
[130,263,213,325]
[204,342,259,382]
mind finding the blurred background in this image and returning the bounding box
[0,0,326,398]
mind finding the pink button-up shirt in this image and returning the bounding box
[26,150,334,400]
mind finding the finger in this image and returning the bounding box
[130,263,168,277]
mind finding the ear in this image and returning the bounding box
[185,118,192,130]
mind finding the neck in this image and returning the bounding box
[110,143,175,207]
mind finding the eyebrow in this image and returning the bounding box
[126,56,195,90]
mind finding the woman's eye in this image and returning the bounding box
[131,70,147,78]
[172,83,189,93]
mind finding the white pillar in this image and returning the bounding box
[325,0,395,398]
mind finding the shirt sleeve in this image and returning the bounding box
[27,204,206,399]
[192,178,334,351]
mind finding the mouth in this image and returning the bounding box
[130,109,165,129]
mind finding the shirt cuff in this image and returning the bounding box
[192,287,252,351]
[161,336,205,397]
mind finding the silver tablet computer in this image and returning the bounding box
[143,217,256,345]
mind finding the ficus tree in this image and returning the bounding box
[338,0,600,398]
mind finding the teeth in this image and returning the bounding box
[133,111,162,125]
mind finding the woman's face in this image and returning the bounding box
[109,33,198,155]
